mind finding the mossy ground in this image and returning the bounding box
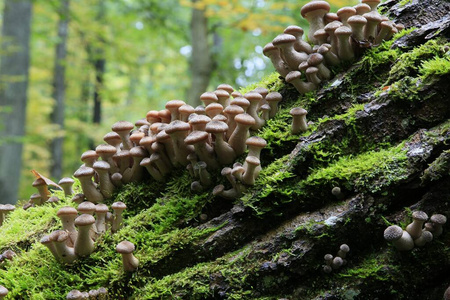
[1,26,450,299]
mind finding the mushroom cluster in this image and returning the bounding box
[69,84,282,201]
[41,201,126,264]
[323,243,350,273]
[66,287,108,300]
[0,204,15,227]
[384,211,447,251]
[24,176,74,210]
[264,0,404,94]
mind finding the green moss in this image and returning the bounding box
[300,142,408,193]
[239,72,284,94]
[419,55,450,78]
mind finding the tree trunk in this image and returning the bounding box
[186,0,213,106]
[0,0,32,204]
[50,0,70,180]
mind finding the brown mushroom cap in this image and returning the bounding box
[284,25,304,36]
[112,201,127,212]
[354,3,371,15]
[59,177,75,186]
[116,240,135,254]
[189,114,212,127]
[93,160,111,171]
[265,92,282,103]
[246,136,267,148]
[77,201,96,214]
[334,26,353,37]
[200,92,218,104]
[74,214,96,226]
[57,206,78,217]
[81,150,99,163]
[272,34,297,47]
[263,42,278,56]
[223,104,245,116]
[95,203,109,213]
[430,214,447,225]
[230,97,250,110]
[74,166,95,178]
[234,113,256,126]
[206,120,229,134]
[383,225,403,241]
[165,99,186,111]
[32,178,46,188]
[130,146,148,158]
[347,15,367,26]
[300,1,330,18]
[216,83,234,94]
[337,6,356,19]
[96,144,117,156]
[112,120,134,133]
[290,107,308,116]
[184,130,209,145]
[66,290,83,300]
[412,211,428,222]
[165,120,191,134]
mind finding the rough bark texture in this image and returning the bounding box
[0,0,449,299]
[50,0,70,179]
[186,0,214,106]
[0,0,32,204]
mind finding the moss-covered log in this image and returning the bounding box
[1,0,450,299]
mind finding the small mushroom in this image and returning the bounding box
[51,230,77,264]
[116,240,139,272]
[405,211,428,240]
[300,0,331,43]
[331,256,343,269]
[74,214,96,257]
[263,43,291,77]
[57,206,79,247]
[290,107,308,134]
[384,225,414,251]
[93,161,115,199]
[334,26,354,61]
[66,290,83,300]
[58,177,75,196]
[429,214,447,237]
[95,203,109,234]
[32,178,50,202]
[331,187,345,200]
[284,25,313,54]
[111,201,127,233]
[228,114,256,156]
[285,71,316,94]
[337,244,350,259]
[74,166,104,204]
[414,230,433,247]
[111,121,134,150]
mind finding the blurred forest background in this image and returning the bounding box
[0,0,356,204]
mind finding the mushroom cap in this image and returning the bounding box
[200,92,218,103]
[354,3,371,15]
[324,21,343,33]
[284,25,304,36]
[72,193,85,203]
[78,201,96,214]
[411,211,428,222]
[245,155,260,166]
[0,204,15,212]
[73,166,95,178]
[116,240,135,254]
[30,193,42,201]
[339,244,350,253]
[430,214,447,225]
[51,230,69,243]
[74,214,96,226]
[265,92,282,103]
[114,149,131,160]
[300,1,330,18]
[290,107,308,116]
[221,167,233,176]
[337,6,356,18]
[130,146,148,158]
[214,89,230,99]
[325,12,340,23]
[260,104,271,113]
[57,206,78,217]
[184,130,209,145]
[112,201,127,212]
[285,71,302,83]
[59,177,75,185]
[272,34,296,47]
[2,250,15,260]
[263,42,278,56]
[146,110,161,123]
[135,118,150,127]
[363,11,382,23]
[420,230,434,243]
[130,131,145,144]
[96,144,117,155]
[331,187,341,195]
[212,114,228,122]
[66,290,83,300]
[165,99,186,111]
[332,256,343,268]
[212,184,225,196]
[313,29,328,41]
[206,120,228,134]
[216,83,234,94]
[40,235,53,245]
[158,109,172,121]
[244,92,263,102]
[189,114,212,126]
[361,0,381,6]
[347,15,367,26]
[324,253,333,261]
[93,160,111,171]
[194,105,206,115]
[32,178,46,187]
[234,113,256,126]
[112,120,134,133]
[246,136,267,148]
[334,26,353,37]
[165,120,191,134]
[205,103,224,115]
[223,104,245,116]
[95,203,109,213]
[81,150,99,162]
[383,225,403,241]
[253,87,269,98]
[307,53,324,66]
[179,104,195,114]
[230,97,250,109]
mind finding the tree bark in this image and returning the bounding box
[50,0,70,180]
[186,0,213,106]
[0,0,32,204]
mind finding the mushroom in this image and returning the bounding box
[283,25,313,54]
[116,240,139,272]
[205,103,224,119]
[95,144,119,174]
[324,12,339,24]
[244,92,265,130]
[272,34,308,70]
[383,225,414,251]
[230,97,250,112]
[179,104,195,122]
[66,290,83,300]
[363,11,382,40]
[154,131,177,167]
[29,193,42,206]
[189,114,211,132]
[149,152,171,177]
[200,92,218,107]
[228,114,256,156]
[205,121,236,165]
[347,15,367,41]
[337,6,356,27]
[337,244,350,259]
[93,161,115,199]
[263,43,290,77]
[444,286,450,300]
[260,104,271,121]
[429,214,447,237]
[111,121,134,150]
[111,172,123,187]
[362,0,380,11]
[50,230,77,264]
[71,193,85,205]
[140,157,165,182]
[58,177,75,196]
[354,3,371,15]
[165,99,186,121]
[40,234,61,262]
[165,120,194,166]
[285,71,316,94]
[158,109,172,124]
[122,146,148,183]
[95,203,109,234]
[313,29,329,45]
[223,105,245,138]
[307,52,331,80]
[405,211,428,239]
[74,214,96,257]
[185,131,218,169]
[56,206,78,247]
[146,110,161,124]
[265,92,283,119]
[111,201,127,233]
[300,0,331,43]
[80,150,99,168]
[334,26,354,61]
[290,107,308,134]
[374,21,394,45]
[32,178,50,202]
[0,286,7,299]
[241,156,261,185]
[129,131,145,147]
[97,288,108,300]
[195,161,212,187]
[324,21,343,55]
[214,89,231,108]
[414,230,433,247]
[73,166,104,204]
[331,256,343,269]
[113,149,132,175]
[331,187,345,200]
[103,131,123,151]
